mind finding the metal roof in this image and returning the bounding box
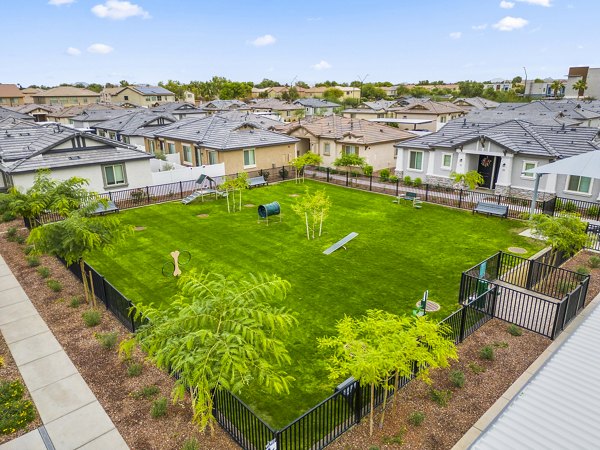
[130,85,174,96]
[471,301,600,450]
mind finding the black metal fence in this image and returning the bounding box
[586,223,600,251]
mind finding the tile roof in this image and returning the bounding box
[148,115,299,150]
[200,100,249,111]
[31,86,101,97]
[293,98,340,108]
[92,111,177,135]
[0,84,24,98]
[274,115,415,145]
[453,97,500,109]
[150,102,204,115]
[390,100,467,115]
[70,109,137,123]
[8,104,59,114]
[248,99,303,111]
[0,107,35,121]
[0,118,40,130]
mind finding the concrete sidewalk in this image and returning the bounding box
[0,256,129,450]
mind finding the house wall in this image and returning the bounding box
[10,159,152,194]
[555,174,600,202]
[112,88,176,107]
[33,96,100,107]
[342,111,383,120]
[392,111,461,132]
[0,97,24,107]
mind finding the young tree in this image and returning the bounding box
[550,80,564,97]
[529,213,588,265]
[333,153,367,173]
[120,271,297,432]
[573,79,588,99]
[291,188,331,239]
[220,172,248,213]
[291,151,323,183]
[451,170,484,190]
[323,87,344,103]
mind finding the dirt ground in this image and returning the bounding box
[0,221,237,450]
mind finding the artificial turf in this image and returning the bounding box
[87,179,543,427]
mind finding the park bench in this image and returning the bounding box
[393,191,422,208]
[323,232,358,255]
[248,175,268,188]
[473,201,508,218]
[92,200,119,215]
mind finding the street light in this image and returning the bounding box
[523,67,528,99]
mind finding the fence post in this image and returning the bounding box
[179,181,183,199]
[145,186,150,204]
[345,171,349,186]
[129,301,136,332]
[369,175,372,191]
[101,277,109,310]
[458,189,463,209]
[326,167,330,182]
[458,306,468,343]
[275,431,281,449]
[425,184,429,201]
[395,179,399,196]
[108,191,113,201]
[354,381,362,424]
[282,166,287,180]
[496,252,502,279]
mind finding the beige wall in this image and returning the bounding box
[112,88,176,107]
[34,96,99,107]
[342,111,388,120]
[0,97,24,106]
[393,111,462,132]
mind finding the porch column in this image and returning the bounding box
[426,150,435,177]
[395,147,404,175]
[495,154,513,187]
[455,151,467,174]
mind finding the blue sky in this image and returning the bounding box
[1,0,597,86]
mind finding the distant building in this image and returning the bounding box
[524,78,566,98]
[389,100,467,132]
[565,66,600,99]
[0,84,25,107]
[107,85,176,107]
[293,98,340,117]
[483,78,512,92]
[453,97,500,110]
[31,86,101,107]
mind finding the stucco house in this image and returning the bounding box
[150,102,206,120]
[199,100,250,114]
[0,107,35,122]
[389,100,467,132]
[293,98,340,117]
[108,85,176,107]
[342,100,400,120]
[70,109,136,129]
[395,118,600,201]
[453,97,500,110]
[0,123,153,193]
[92,111,177,148]
[140,114,298,173]
[6,104,59,122]
[47,104,130,126]
[31,86,101,107]
[247,99,303,122]
[0,84,25,107]
[274,115,415,171]
[297,86,361,100]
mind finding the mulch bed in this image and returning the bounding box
[0,220,237,450]
[560,250,600,303]
[0,332,42,445]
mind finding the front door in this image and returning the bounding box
[478,155,501,189]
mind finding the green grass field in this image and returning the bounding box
[87,180,542,427]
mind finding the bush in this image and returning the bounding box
[130,189,145,203]
[382,429,405,445]
[480,345,495,361]
[131,385,159,400]
[127,362,143,377]
[408,411,425,426]
[494,341,509,349]
[2,211,16,222]
[413,177,422,187]
[576,266,590,276]
[69,297,83,308]
[362,165,373,176]
[37,266,51,279]
[5,226,17,241]
[589,256,600,269]
[557,280,576,294]
[26,255,40,267]
[82,309,101,327]
[468,362,486,374]
[562,201,577,213]
[96,332,118,350]
[46,279,62,292]
[379,168,391,181]
[507,324,523,336]
[0,356,4,368]
[151,397,168,418]
[23,245,34,255]
[389,175,399,183]
[181,438,200,450]
[14,235,25,245]
[0,380,36,436]
[403,175,412,186]
[586,205,600,218]
[449,370,465,388]
[429,388,452,407]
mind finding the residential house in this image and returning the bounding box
[494,101,600,128]
[109,85,176,107]
[401,83,460,93]
[150,102,206,120]
[0,107,35,122]
[389,100,467,132]
[564,66,600,99]
[21,87,43,104]
[247,99,303,122]
[0,84,25,107]
[524,78,566,98]
[395,118,600,201]
[293,98,340,117]
[199,100,249,114]
[92,110,177,148]
[47,104,130,126]
[7,104,59,122]
[182,90,196,104]
[342,100,400,120]
[298,86,361,100]
[31,86,101,107]
[0,123,153,193]
[483,78,513,92]
[100,87,122,103]
[273,115,415,170]
[70,109,137,129]
[453,97,500,110]
[250,86,291,99]
[380,85,399,97]
[140,115,298,173]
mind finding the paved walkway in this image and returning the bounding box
[0,256,129,450]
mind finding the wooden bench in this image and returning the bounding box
[248,175,268,188]
[473,202,508,218]
[92,200,119,215]
[323,232,358,255]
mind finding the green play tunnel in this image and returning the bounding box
[258,201,280,218]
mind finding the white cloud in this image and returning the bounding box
[91,0,150,20]
[87,43,114,54]
[492,16,529,31]
[516,0,551,6]
[48,0,75,5]
[307,17,322,22]
[500,1,515,8]
[472,24,488,30]
[449,31,462,39]
[312,60,332,71]
[66,47,81,56]
[250,34,276,47]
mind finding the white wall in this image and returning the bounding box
[150,163,226,185]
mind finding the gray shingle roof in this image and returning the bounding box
[92,111,176,135]
[71,109,136,123]
[150,115,298,151]
[0,107,35,121]
[0,118,40,130]
[151,102,202,113]
[200,100,249,111]
[293,98,340,108]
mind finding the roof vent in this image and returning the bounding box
[526,140,532,144]
[68,156,81,160]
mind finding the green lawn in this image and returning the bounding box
[87,180,542,427]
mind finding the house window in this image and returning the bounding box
[441,153,453,170]
[208,151,218,165]
[124,95,129,101]
[182,144,192,163]
[167,143,175,154]
[103,164,126,187]
[440,116,447,123]
[122,136,130,144]
[343,145,358,155]
[243,148,256,167]
[97,130,105,137]
[148,140,155,154]
[409,151,423,171]
[521,161,537,179]
[323,143,331,156]
[108,132,116,140]
[566,175,592,194]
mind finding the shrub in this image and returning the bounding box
[69,297,83,308]
[5,226,17,241]
[181,438,200,450]
[408,411,425,426]
[557,280,576,294]
[576,266,590,276]
[23,245,34,255]
[14,235,25,245]
[26,255,40,267]
[562,201,577,213]
[131,385,159,400]
[0,356,4,368]
[449,370,465,388]
[403,175,412,186]
[2,211,16,222]
[586,205,600,218]
[468,362,486,374]
[127,362,143,377]
[413,177,423,187]
[507,324,523,336]
[96,332,118,350]
[37,266,51,279]
[389,175,399,183]
[480,345,495,361]
[0,380,36,435]
[379,168,391,181]
[493,341,509,348]
[382,429,405,445]
[589,256,600,269]
[151,397,168,418]
[362,165,373,176]
[46,279,62,292]
[82,309,101,327]
[429,388,452,407]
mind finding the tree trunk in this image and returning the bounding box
[305,212,310,240]
[88,269,96,309]
[369,383,375,436]
[226,191,230,213]
[80,259,90,304]
[319,211,323,237]
[392,371,400,410]
[379,382,390,429]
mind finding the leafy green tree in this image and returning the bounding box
[458,80,484,97]
[529,213,588,264]
[220,172,248,212]
[86,83,103,93]
[291,188,331,239]
[295,81,310,89]
[281,87,299,101]
[120,270,297,432]
[291,152,323,183]
[219,81,253,100]
[361,84,387,100]
[573,79,588,99]
[333,153,366,170]
[119,80,129,87]
[550,80,564,97]
[512,76,523,85]
[256,78,281,89]
[451,170,484,190]
[158,80,185,100]
[293,108,305,119]
[323,87,344,102]
[409,86,430,98]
